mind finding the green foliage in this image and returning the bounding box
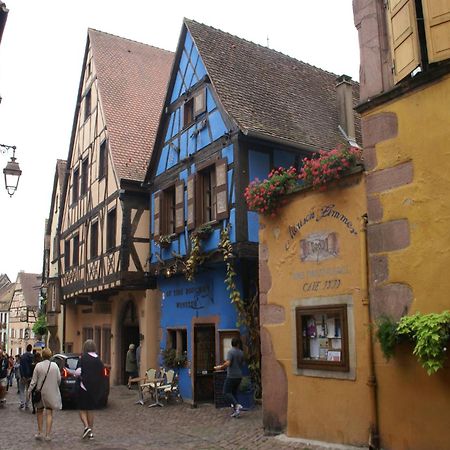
[238,376,252,393]
[397,311,450,375]
[162,348,187,369]
[375,311,450,375]
[184,234,204,281]
[32,314,48,337]
[375,316,399,360]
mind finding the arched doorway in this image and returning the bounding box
[120,300,140,385]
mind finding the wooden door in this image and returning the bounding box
[193,324,215,403]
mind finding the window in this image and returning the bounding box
[186,158,228,230]
[81,157,89,196]
[52,235,58,261]
[199,166,216,223]
[94,326,102,358]
[296,304,349,372]
[106,208,116,250]
[84,88,91,122]
[162,185,176,235]
[72,234,80,266]
[72,167,79,203]
[167,328,187,357]
[98,140,107,179]
[90,221,98,258]
[183,88,206,128]
[64,239,70,270]
[153,181,185,240]
[386,0,450,83]
[102,327,111,365]
[82,327,93,343]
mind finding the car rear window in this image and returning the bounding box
[66,357,79,370]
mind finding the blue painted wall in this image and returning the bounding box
[158,269,242,401]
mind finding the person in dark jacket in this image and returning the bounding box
[75,339,106,440]
[19,344,34,409]
[214,337,245,418]
[0,346,8,405]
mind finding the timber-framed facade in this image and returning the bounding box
[56,29,173,384]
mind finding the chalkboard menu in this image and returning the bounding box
[213,370,228,408]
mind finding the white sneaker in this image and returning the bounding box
[236,403,243,413]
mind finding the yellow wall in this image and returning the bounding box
[260,174,373,446]
[64,288,160,385]
[365,74,450,450]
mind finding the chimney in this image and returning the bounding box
[336,74,356,143]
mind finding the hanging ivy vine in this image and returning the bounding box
[219,225,262,399]
[184,234,204,281]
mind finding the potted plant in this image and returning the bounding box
[194,223,213,240]
[32,313,48,339]
[299,145,363,191]
[244,166,299,217]
[157,234,173,249]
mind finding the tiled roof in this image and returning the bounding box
[0,282,15,312]
[89,29,174,182]
[16,272,41,309]
[185,19,360,151]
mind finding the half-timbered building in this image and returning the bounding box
[58,29,173,383]
[8,272,40,356]
[42,159,66,354]
[0,276,13,353]
[145,19,360,404]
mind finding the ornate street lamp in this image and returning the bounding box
[1,143,22,196]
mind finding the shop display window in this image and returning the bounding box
[296,304,349,372]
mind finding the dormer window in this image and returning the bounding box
[183,87,206,128]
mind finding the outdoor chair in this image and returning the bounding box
[136,368,158,405]
[155,369,183,404]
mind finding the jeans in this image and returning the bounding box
[19,377,30,407]
[223,377,241,409]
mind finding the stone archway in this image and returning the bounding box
[118,300,140,384]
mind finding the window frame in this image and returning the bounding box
[84,88,92,122]
[295,304,350,373]
[98,140,107,180]
[183,87,207,129]
[80,157,89,197]
[90,220,99,259]
[64,239,70,271]
[72,234,80,267]
[106,208,117,251]
[72,167,80,204]
[166,327,188,357]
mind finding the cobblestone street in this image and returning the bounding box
[0,386,338,450]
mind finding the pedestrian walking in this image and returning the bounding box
[28,348,61,441]
[126,343,138,388]
[214,337,245,418]
[19,344,34,409]
[136,338,142,377]
[6,354,14,390]
[75,339,106,440]
[0,346,8,406]
[13,354,21,393]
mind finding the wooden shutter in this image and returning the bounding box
[215,158,229,221]
[175,180,185,234]
[153,191,161,240]
[186,175,196,231]
[386,0,421,83]
[194,88,206,117]
[422,0,450,63]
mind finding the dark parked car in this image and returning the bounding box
[51,353,110,408]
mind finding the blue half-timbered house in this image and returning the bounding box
[145,19,359,403]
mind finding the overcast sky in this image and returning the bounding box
[0,0,360,281]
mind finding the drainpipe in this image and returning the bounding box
[360,214,380,450]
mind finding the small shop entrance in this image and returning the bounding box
[121,301,139,385]
[193,324,215,403]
